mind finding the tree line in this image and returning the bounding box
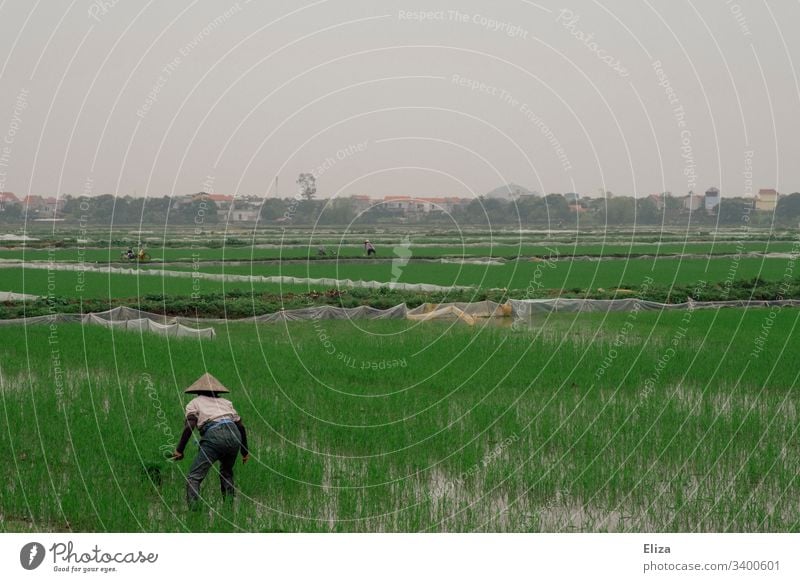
[258,193,800,227]
[3,192,800,227]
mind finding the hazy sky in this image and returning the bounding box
[0,0,798,200]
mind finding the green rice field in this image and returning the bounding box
[149,256,793,293]
[3,255,797,300]
[1,308,798,532]
[0,267,306,300]
[1,238,797,263]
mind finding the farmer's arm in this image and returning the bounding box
[172,414,198,460]
[234,420,249,458]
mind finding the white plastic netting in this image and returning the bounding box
[1,299,798,331]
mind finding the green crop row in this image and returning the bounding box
[3,274,800,321]
[1,239,796,263]
[1,308,798,532]
[0,267,310,302]
[141,256,799,294]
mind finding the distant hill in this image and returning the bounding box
[484,184,538,199]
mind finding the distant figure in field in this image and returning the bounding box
[125,247,134,259]
[364,239,376,257]
[317,245,327,256]
[171,373,249,510]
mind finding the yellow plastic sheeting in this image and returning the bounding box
[406,305,477,326]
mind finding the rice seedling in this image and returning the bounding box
[1,307,798,532]
[144,256,797,293]
[0,237,794,263]
[0,267,308,299]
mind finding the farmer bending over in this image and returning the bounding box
[172,373,249,509]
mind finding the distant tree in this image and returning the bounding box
[125,197,146,223]
[604,197,635,224]
[293,199,322,224]
[664,195,684,210]
[361,203,392,224]
[318,198,355,225]
[543,194,570,223]
[777,193,800,223]
[88,194,118,225]
[586,197,606,215]
[517,195,546,225]
[636,197,660,225]
[0,203,21,222]
[482,197,512,225]
[61,196,82,217]
[113,196,140,224]
[297,173,317,201]
[141,196,172,226]
[260,198,288,221]
[458,197,488,225]
[717,197,753,225]
[177,198,218,225]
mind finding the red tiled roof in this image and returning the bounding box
[383,196,463,204]
[203,194,234,202]
[0,192,18,202]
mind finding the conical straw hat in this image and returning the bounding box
[184,373,230,394]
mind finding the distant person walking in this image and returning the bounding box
[364,239,376,257]
[171,373,249,510]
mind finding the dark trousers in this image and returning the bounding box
[186,424,241,508]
